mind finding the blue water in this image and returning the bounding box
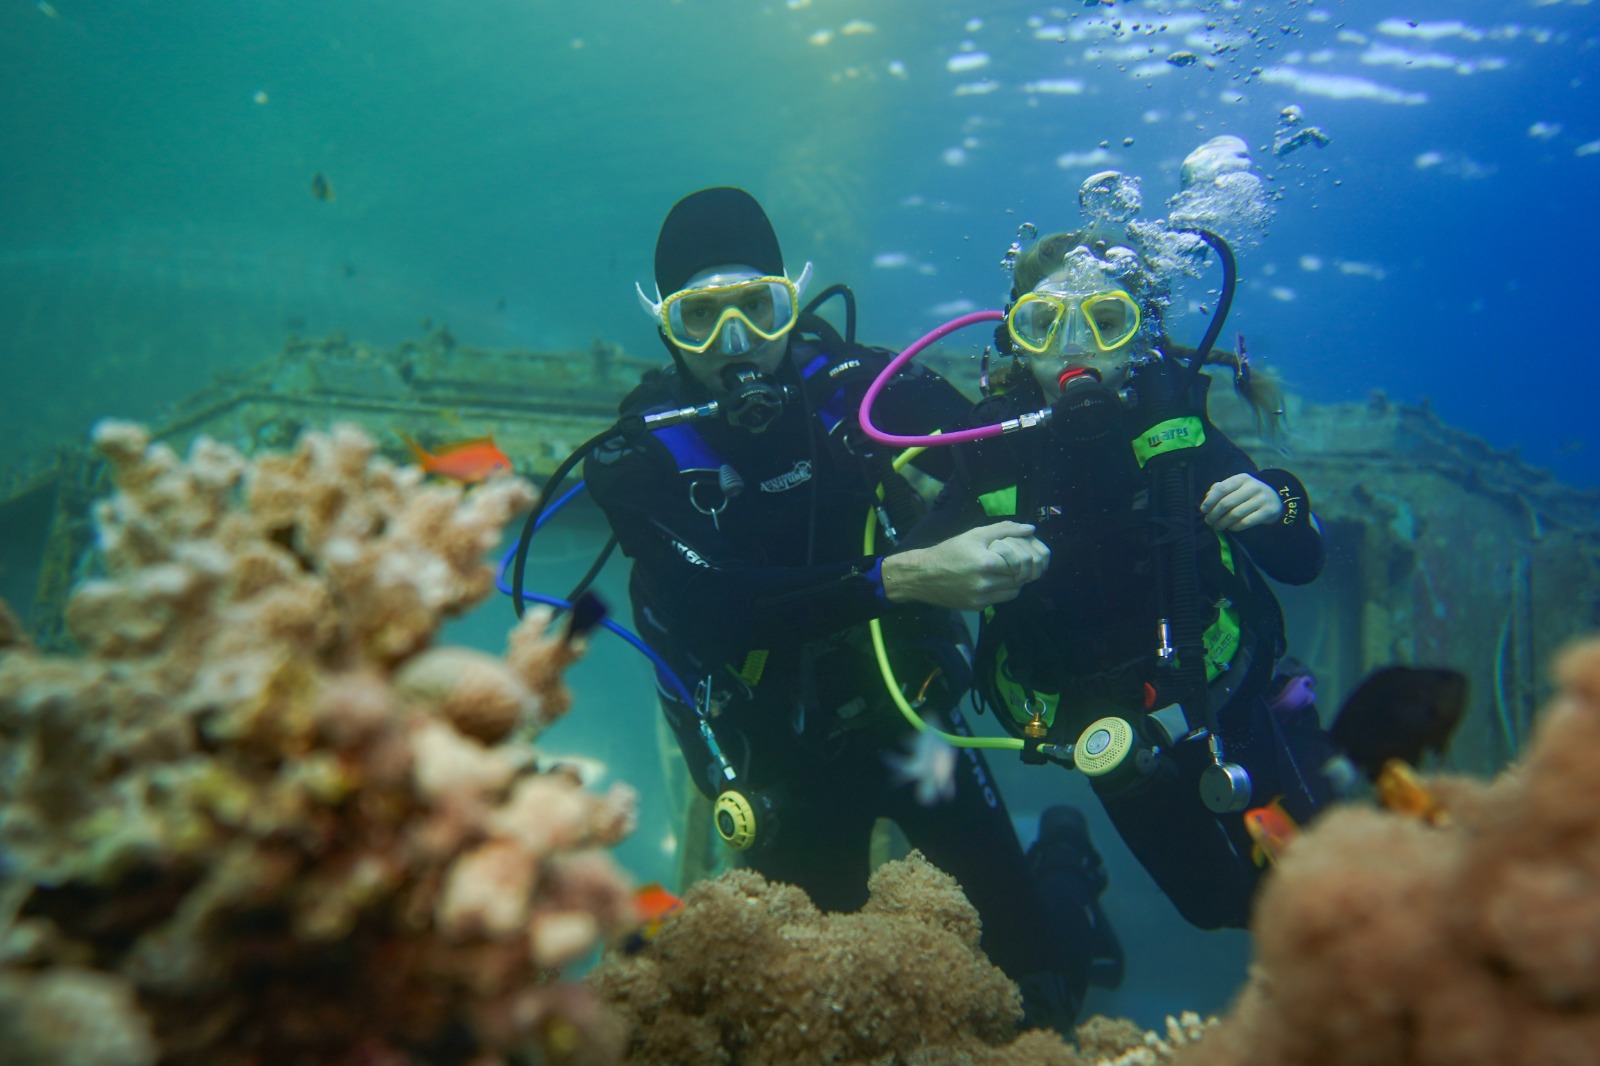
[5,0,1598,1034]
[4,0,1596,484]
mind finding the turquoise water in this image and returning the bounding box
[6,1,1595,484]
[5,0,1598,1032]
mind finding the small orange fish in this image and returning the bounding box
[1243,796,1299,868]
[633,882,683,926]
[1375,758,1450,827]
[621,882,683,955]
[400,433,512,483]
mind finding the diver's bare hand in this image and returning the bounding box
[881,521,1050,610]
[1200,473,1283,531]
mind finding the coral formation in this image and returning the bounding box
[0,422,639,1065]
[1173,636,1600,1066]
[28,416,1597,1066]
[1077,1013,1215,1066]
[588,850,1194,1066]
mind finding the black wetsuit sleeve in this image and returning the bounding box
[1200,434,1324,586]
[1234,467,1323,585]
[583,436,889,660]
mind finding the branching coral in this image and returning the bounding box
[0,422,638,1065]
[1173,636,1600,1066]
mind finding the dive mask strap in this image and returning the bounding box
[636,281,663,320]
[792,261,813,304]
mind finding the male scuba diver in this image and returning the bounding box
[912,222,1341,930]
[582,187,1122,1029]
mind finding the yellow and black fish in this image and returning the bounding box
[310,172,334,202]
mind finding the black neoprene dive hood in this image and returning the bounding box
[654,186,792,431]
[655,187,785,296]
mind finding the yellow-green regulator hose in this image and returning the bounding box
[867,447,1023,752]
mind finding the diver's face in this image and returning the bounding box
[1014,276,1143,395]
[664,266,796,394]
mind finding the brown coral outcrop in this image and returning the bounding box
[0,423,638,1065]
[1174,636,1600,1066]
[588,851,1138,1066]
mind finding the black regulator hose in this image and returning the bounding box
[511,425,619,619]
[564,533,619,607]
[802,283,858,346]
[1150,227,1238,732]
[1179,228,1237,389]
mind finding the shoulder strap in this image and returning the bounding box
[650,422,724,474]
[613,367,729,475]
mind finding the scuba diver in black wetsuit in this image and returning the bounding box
[907,216,1341,931]
[582,187,1122,1029]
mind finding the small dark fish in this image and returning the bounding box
[1327,666,1468,781]
[564,591,609,642]
[311,172,335,201]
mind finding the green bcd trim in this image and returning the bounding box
[1131,416,1205,467]
[993,643,1059,730]
[978,485,1018,517]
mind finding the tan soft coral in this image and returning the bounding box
[0,422,639,1066]
[1174,635,1600,1066]
[588,851,1166,1066]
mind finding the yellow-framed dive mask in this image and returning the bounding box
[1006,289,1141,355]
[658,275,801,355]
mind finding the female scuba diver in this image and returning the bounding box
[906,224,1341,930]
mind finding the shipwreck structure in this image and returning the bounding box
[2,328,1596,781]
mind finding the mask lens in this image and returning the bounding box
[676,292,727,343]
[737,284,778,331]
[1081,292,1138,350]
[1007,295,1063,353]
[664,278,798,353]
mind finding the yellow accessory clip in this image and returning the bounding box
[713,790,759,850]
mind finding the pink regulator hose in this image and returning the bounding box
[858,309,1008,448]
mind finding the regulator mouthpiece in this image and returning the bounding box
[1051,370,1122,443]
[1057,367,1100,393]
[719,363,787,433]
